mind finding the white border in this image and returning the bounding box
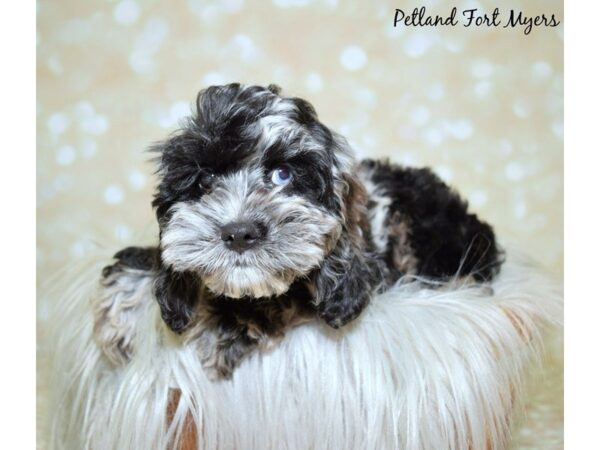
[6,0,589,447]
[564,1,600,449]
[0,0,36,447]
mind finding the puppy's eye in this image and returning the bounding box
[270,166,293,186]
[199,172,215,188]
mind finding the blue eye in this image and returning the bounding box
[270,166,293,186]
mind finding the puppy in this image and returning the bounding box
[96,84,502,378]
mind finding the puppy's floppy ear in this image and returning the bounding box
[153,261,200,334]
[312,157,382,329]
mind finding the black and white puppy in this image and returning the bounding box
[99,83,502,378]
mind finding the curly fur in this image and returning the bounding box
[92,83,504,378]
[45,248,561,450]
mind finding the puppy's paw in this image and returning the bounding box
[201,356,234,381]
[161,307,194,334]
[317,292,367,329]
[154,267,200,334]
[94,260,153,366]
[199,356,229,381]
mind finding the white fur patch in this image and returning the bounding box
[44,250,561,450]
[92,266,154,365]
[359,165,393,253]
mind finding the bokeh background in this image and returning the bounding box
[37,0,563,448]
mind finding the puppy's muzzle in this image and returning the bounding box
[220,221,266,253]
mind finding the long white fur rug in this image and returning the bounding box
[44,250,561,450]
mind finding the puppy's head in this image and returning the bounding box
[152,84,371,332]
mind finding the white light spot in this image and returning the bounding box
[340,45,367,71]
[435,165,453,182]
[532,61,553,80]
[272,0,312,8]
[199,4,218,21]
[513,199,527,219]
[397,124,417,140]
[353,87,378,108]
[158,101,192,129]
[338,124,351,136]
[114,0,140,25]
[47,113,70,136]
[305,72,323,92]
[80,138,97,159]
[444,37,464,53]
[230,34,259,63]
[53,174,72,191]
[472,161,485,174]
[80,114,109,135]
[104,185,124,204]
[56,145,76,166]
[202,71,226,86]
[469,190,488,208]
[498,139,513,156]
[505,162,526,181]
[272,64,292,83]
[129,18,169,74]
[70,240,88,258]
[403,32,434,58]
[386,24,405,38]
[223,0,244,13]
[74,101,95,119]
[170,101,191,123]
[114,224,132,241]
[360,132,378,149]
[139,18,169,48]
[445,119,473,140]
[128,169,146,190]
[399,152,418,166]
[129,50,155,74]
[46,56,63,75]
[474,80,492,98]
[428,82,445,101]
[409,106,431,127]
[424,127,445,146]
[470,59,494,78]
[512,99,531,118]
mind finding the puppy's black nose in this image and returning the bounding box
[220,221,265,252]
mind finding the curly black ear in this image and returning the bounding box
[311,173,383,329]
[153,262,200,334]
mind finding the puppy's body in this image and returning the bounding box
[95,84,501,378]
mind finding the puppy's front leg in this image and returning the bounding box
[193,325,264,380]
[188,294,310,380]
[154,264,200,334]
[311,239,383,329]
[189,306,274,380]
[94,246,158,365]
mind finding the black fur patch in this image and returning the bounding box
[101,246,159,280]
[153,265,200,333]
[151,84,339,224]
[361,159,503,281]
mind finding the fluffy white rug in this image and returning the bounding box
[44,250,561,450]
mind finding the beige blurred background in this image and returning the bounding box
[37,0,563,448]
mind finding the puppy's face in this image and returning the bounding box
[153,84,354,299]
